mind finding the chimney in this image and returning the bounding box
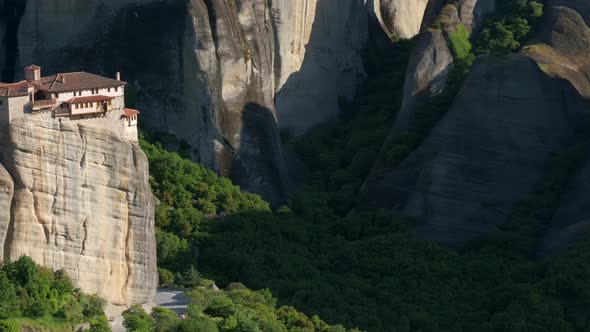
[116,72,121,81]
[24,65,41,81]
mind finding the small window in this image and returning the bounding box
[0,100,3,105]
[55,93,59,98]
[108,88,111,92]
[115,87,118,92]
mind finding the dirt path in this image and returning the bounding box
[108,288,189,332]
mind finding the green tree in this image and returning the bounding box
[123,305,155,332]
[151,307,181,332]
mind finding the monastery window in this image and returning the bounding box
[0,100,3,105]
[108,88,111,92]
[115,87,118,92]
[55,93,59,98]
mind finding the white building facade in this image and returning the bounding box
[0,65,140,142]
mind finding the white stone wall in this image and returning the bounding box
[8,95,31,121]
[7,91,131,142]
[48,86,124,104]
[124,125,138,142]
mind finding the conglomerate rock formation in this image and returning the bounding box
[0,118,157,305]
[362,54,590,245]
[272,0,368,134]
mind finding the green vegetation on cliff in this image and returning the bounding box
[0,256,109,331]
[141,95,590,332]
[124,283,357,332]
[474,0,543,55]
[143,125,590,330]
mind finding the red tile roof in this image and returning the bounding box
[34,72,125,93]
[32,98,57,109]
[24,64,41,70]
[0,81,31,97]
[65,95,115,104]
[123,108,140,117]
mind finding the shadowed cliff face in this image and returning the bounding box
[272,0,368,135]
[362,55,590,245]
[0,0,26,82]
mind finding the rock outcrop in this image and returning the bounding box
[184,0,288,203]
[391,4,456,132]
[361,55,589,245]
[528,4,590,256]
[272,0,368,134]
[541,154,590,257]
[459,0,495,31]
[1,117,157,305]
[368,0,432,39]
[0,163,13,259]
[549,0,590,25]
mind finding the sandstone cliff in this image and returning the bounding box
[272,0,368,134]
[1,117,157,305]
[0,163,13,260]
[183,0,289,203]
[459,0,495,31]
[391,5,456,132]
[362,55,589,245]
[368,0,432,39]
[527,3,590,255]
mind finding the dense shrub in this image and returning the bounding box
[474,0,543,55]
[0,257,107,330]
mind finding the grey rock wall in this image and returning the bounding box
[368,0,431,39]
[362,55,589,245]
[0,163,13,260]
[272,0,368,135]
[459,0,495,31]
[392,30,453,132]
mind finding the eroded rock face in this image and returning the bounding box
[531,5,590,256]
[369,0,431,39]
[392,30,453,132]
[272,0,368,134]
[362,55,588,245]
[185,0,288,203]
[549,0,590,25]
[2,117,157,305]
[0,163,13,260]
[541,6,590,58]
[459,0,495,31]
